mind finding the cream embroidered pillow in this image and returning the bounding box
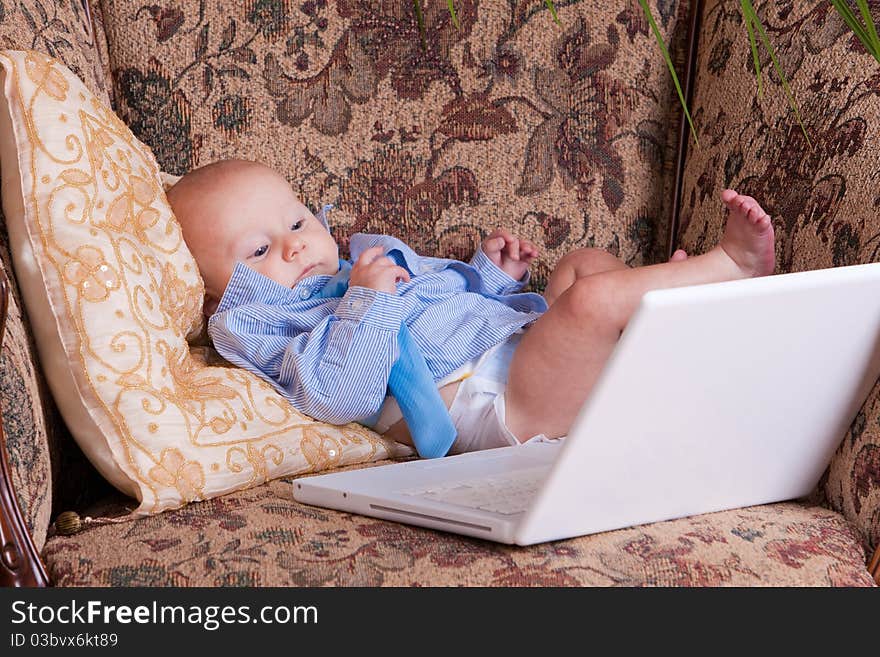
[0,50,407,514]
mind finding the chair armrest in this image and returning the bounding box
[0,268,48,586]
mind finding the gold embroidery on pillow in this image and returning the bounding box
[302,430,345,471]
[148,448,206,502]
[24,51,68,100]
[62,246,120,302]
[158,262,201,335]
[226,443,285,489]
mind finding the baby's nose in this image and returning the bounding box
[283,236,305,260]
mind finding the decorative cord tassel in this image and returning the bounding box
[50,510,135,536]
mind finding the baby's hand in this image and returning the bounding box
[481,229,539,281]
[350,246,410,294]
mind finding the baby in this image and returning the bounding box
[168,159,775,453]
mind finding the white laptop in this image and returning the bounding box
[293,263,880,545]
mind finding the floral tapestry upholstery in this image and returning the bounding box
[677,0,880,553]
[42,470,874,586]
[0,0,110,101]
[100,0,692,290]
[0,1,113,550]
[1,259,52,549]
[89,0,115,108]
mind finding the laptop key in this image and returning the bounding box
[400,466,549,515]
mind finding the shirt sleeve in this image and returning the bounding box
[469,246,531,295]
[209,286,405,425]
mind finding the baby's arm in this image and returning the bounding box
[209,248,410,425]
[210,291,404,424]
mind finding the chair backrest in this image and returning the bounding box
[101,0,693,275]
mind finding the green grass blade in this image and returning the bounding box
[446,0,460,29]
[545,0,561,25]
[741,0,812,148]
[741,0,763,100]
[638,0,698,145]
[413,0,426,51]
[831,0,872,51]
[831,0,880,63]
[856,0,880,54]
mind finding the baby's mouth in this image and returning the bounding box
[291,264,316,287]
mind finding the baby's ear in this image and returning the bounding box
[203,294,219,318]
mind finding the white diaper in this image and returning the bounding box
[446,331,557,454]
[371,330,561,453]
[373,329,561,454]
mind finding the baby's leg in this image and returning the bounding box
[504,190,774,440]
[544,248,628,305]
[544,247,689,305]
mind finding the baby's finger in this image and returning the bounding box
[367,257,403,276]
[356,246,386,265]
[488,228,514,246]
[520,240,539,261]
[482,235,506,254]
[376,266,409,289]
[379,257,411,277]
[505,238,521,261]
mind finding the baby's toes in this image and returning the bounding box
[753,208,772,227]
[734,195,752,210]
[741,198,761,215]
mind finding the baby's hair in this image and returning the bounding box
[168,159,270,198]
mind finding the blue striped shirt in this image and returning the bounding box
[208,233,548,425]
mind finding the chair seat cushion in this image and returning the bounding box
[43,464,875,586]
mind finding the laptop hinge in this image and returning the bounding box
[870,544,880,585]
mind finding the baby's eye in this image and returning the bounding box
[251,245,268,258]
[290,219,304,231]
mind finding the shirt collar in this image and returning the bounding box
[213,260,343,315]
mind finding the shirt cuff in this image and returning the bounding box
[470,247,530,295]
[334,286,405,331]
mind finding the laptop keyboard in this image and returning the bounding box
[399,466,549,515]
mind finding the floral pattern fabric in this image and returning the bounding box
[100,0,692,289]
[42,473,875,586]
[0,0,110,101]
[677,0,880,555]
[0,260,51,549]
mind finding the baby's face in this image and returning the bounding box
[170,162,339,315]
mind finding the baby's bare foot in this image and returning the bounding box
[718,189,775,278]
